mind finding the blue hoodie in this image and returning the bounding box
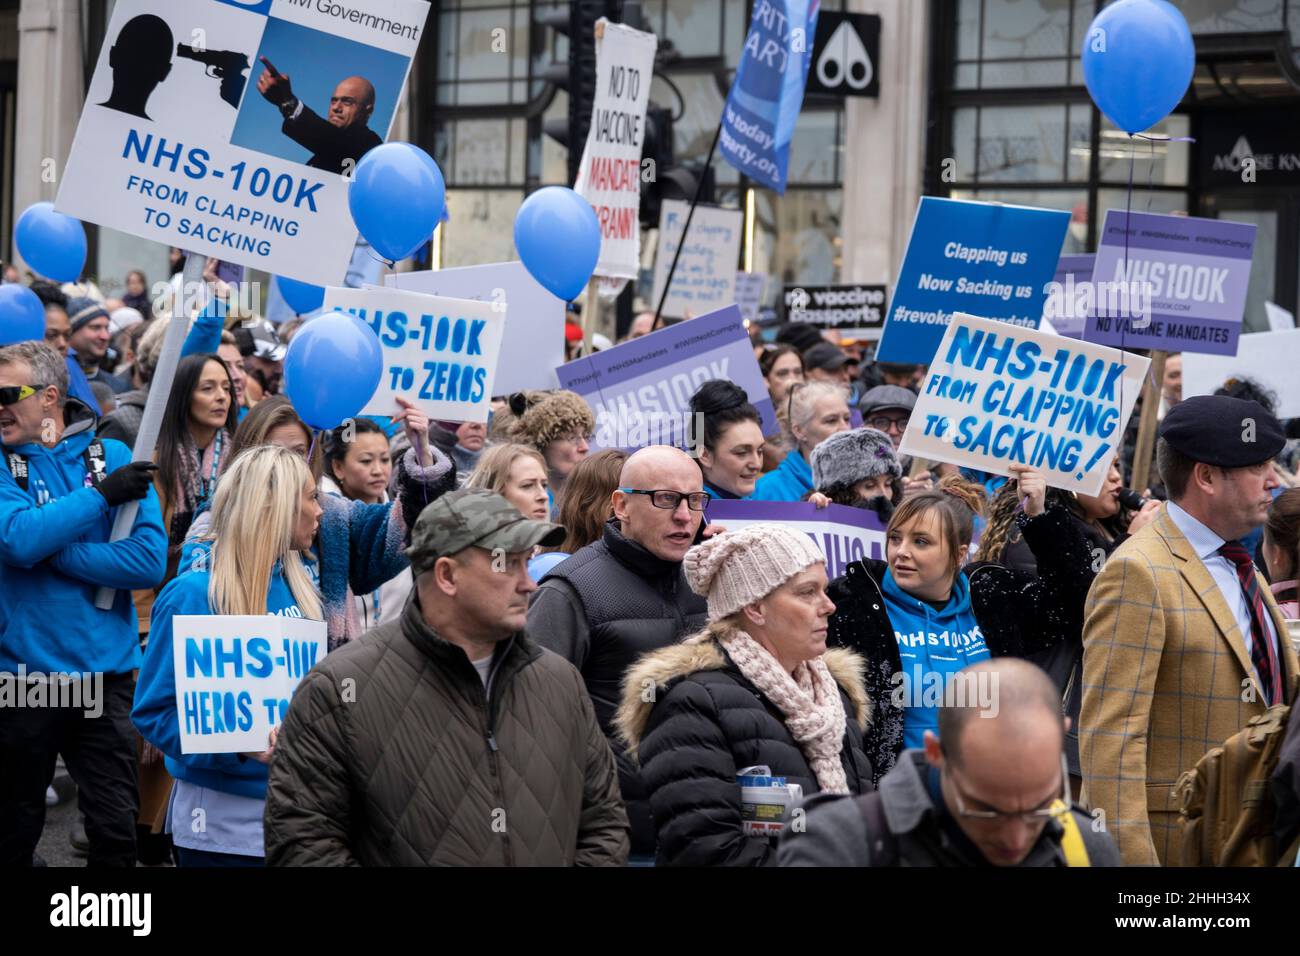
[881,568,990,750]
[132,560,313,799]
[752,450,812,502]
[0,400,167,675]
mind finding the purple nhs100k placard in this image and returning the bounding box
[556,305,776,453]
[1083,210,1256,356]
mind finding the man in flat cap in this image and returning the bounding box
[263,489,629,866]
[1080,395,1298,865]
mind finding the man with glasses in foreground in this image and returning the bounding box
[529,445,712,863]
[778,659,1119,866]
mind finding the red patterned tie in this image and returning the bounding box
[1219,541,1283,706]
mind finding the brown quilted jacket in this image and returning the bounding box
[263,595,629,866]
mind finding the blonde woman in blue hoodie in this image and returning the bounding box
[133,444,323,866]
[825,466,1098,785]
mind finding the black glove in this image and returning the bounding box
[95,461,158,507]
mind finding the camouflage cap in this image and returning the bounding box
[407,488,565,574]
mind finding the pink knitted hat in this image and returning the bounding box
[683,523,826,622]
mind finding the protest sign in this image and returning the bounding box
[573,21,657,279]
[899,313,1150,497]
[719,0,820,193]
[1082,210,1256,356]
[172,615,327,755]
[387,261,564,392]
[557,304,775,452]
[651,200,743,319]
[1042,254,1095,338]
[55,0,429,287]
[1181,329,1300,418]
[784,283,888,341]
[323,286,504,422]
[704,500,886,580]
[734,272,769,322]
[875,197,1070,365]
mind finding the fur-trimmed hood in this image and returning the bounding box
[615,622,871,756]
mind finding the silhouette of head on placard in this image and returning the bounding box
[99,15,174,120]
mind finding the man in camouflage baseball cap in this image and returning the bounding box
[263,489,631,865]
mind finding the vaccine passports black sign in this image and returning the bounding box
[783,283,888,341]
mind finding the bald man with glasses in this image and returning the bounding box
[780,659,1120,866]
[528,445,716,862]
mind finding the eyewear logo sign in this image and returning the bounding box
[807,12,880,98]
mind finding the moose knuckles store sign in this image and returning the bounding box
[1201,112,1300,186]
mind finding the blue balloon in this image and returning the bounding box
[14,202,87,283]
[528,551,570,582]
[1081,0,1194,135]
[513,187,600,302]
[348,143,446,263]
[0,284,48,346]
[403,144,450,224]
[282,310,383,430]
[276,276,325,315]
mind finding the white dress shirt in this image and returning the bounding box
[1166,501,1280,684]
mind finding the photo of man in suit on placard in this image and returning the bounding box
[254,56,383,174]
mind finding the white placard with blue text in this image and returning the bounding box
[386,261,565,393]
[651,200,744,320]
[173,615,327,755]
[324,286,504,423]
[55,0,429,287]
[898,313,1149,497]
[875,197,1071,365]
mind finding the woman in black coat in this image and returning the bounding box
[617,523,873,866]
[977,457,1162,787]
[826,469,1098,786]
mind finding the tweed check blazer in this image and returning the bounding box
[1079,506,1299,866]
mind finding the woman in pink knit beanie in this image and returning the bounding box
[615,523,873,866]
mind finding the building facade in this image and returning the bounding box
[2,1,1296,334]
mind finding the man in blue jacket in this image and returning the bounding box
[0,341,166,867]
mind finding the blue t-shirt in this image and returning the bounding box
[881,568,990,749]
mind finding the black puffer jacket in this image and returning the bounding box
[827,504,1095,786]
[1003,510,1126,778]
[528,518,708,855]
[617,624,873,866]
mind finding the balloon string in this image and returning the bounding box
[367,250,396,270]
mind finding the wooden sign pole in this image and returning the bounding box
[1129,349,1167,493]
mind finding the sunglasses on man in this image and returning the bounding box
[0,384,46,407]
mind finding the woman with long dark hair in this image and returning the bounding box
[153,353,238,591]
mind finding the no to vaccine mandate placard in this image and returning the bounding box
[573,20,657,280]
[875,197,1070,365]
[899,313,1150,498]
[705,500,886,580]
[323,286,505,423]
[56,0,429,287]
[172,615,327,755]
[556,304,776,453]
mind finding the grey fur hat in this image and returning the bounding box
[810,427,901,494]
